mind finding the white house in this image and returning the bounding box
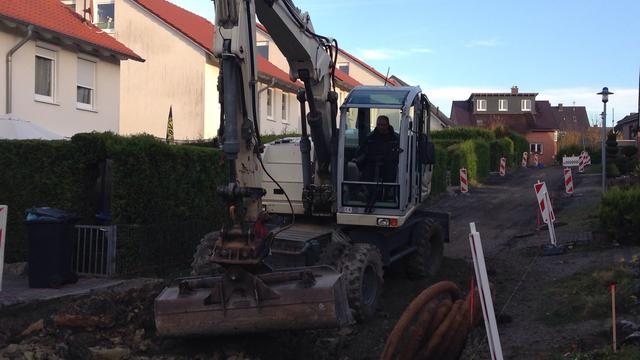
[0,0,142,137]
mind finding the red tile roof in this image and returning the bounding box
[334,69,361,89]
[450,99,559,132]
[0,0,142,61]
[338,48,398,86]
[256,55,302,89]
[134,0,214,53]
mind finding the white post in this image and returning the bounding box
[469,223,504,360]
[0,205,7,291]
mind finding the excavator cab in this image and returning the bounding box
[337,86,435,228]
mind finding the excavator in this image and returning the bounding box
[154,0,450,336]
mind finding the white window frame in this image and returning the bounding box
[521,99,532,111]
[34,47,57,104]
[95,0,115,33]
[498,99,508,111]
[76,57,97,111]
[256,41,269,60]
[337,62,350,75]
[281,92,288,123]
[530,143,543,154]
[266,88,274,120]
[476,99,487,111]
[62,0,76,12]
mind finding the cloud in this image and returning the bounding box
[465,38,501,48]
[420,86,638,124]
[356,47,434,60]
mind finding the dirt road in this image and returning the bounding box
[0,165,629,359]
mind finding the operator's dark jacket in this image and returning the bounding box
[355,126,400,183]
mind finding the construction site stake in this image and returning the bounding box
[469,223,504,360]
[0,205,7,292]
[499,157,506,177]
[612,282,617,353]
[521,152,528,168]
[534,181,557,247]
[460,168,469,194]
[564,167,574,195]
[533,153,539,167]
[578,152,585,173]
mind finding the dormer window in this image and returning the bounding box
[256,41,269,60]
[499,99,508,111]
[337,62,350,75]
[476,99,487,111]
[96,1,115,32]
[521,99,532,111]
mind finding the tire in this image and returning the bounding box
[339,243,384,321]
[406,219,444,279]
[317,230,350,270]
[190,231,221,276]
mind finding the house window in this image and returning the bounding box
[530,143,543,154]
[34,47,56,103]
[337,62,350,75]
[96,1,115,31]
[499,99,508,111]
[62,0,76,12]
[281,93,288,122]
[521,99,532,111]
[256,41,269,60]
[476,99,487,111]
[77,58,96,110]
[266,88,273,120]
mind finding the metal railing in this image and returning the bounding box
[73,225,117,277]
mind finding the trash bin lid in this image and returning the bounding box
[25,207,80,222]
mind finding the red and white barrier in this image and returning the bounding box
[521,152,528,168]
[534,181,557,246]
[578,152,585,173]
[499,157,506,177]
[0,205,7,291]
[460,168,469,194]
[469,223,504,360]
[583,151,591,165]
[564,167,574,194]
[533,153,539,167]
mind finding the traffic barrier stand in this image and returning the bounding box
[499,157,506,177]
[534,181,566,255]
[521,152,528,168]
[0,205,7,291]
[460,168,469,194]
[584,151,591,165]
[611,282,617,353]
[563,167,574,196]
[469,223,504,360]
[533,153,539,167]
[578,152,585,173]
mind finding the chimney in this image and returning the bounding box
[558,103,563,112]
[511,86,518,95]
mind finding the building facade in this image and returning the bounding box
[1,0,141,137]
[450,86,560,164]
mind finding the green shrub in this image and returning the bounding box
[600,186,640,244]
[431,127,496,142]
[448,139,490,185]
[489,138,515,171]
[261,132,300,144]
[506,131,529,164]
[430,145,448,194]
[431,139,462,150]
[0,133,225,269]
[607,163,621,178]
[622,146,639,158]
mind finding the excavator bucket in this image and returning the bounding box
[154,265,353,336]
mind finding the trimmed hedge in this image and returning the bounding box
[506,131,529,164]
[600,186,640,245]
[431,127,496,142]
[490,138,515,171]
[0,133,225,267]
[448,140,490,185]
[430,145,449,194]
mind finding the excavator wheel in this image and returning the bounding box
[340,243,384,321]
[406,219,444,279]
[190,231,221,276]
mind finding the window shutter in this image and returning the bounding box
[77,58,95,89]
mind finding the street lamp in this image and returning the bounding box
[597,87,613,194]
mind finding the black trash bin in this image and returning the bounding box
[25,207,79,288]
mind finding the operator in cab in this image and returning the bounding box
[354,115,400,183]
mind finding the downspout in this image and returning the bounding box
[6,25,34,114]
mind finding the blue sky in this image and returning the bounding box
[174,0,639,125]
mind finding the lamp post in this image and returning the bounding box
[597,87,613,194]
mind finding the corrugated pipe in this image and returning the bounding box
[6,25,34,114]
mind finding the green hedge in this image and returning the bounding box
[448,140,490,185]
[600,186,640,245]
[431,127,496,142]
[490,138,515,171]
[557,145,602,165]
[506,131,529,164]
[0,133,225,267]
[430,145,449,194]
